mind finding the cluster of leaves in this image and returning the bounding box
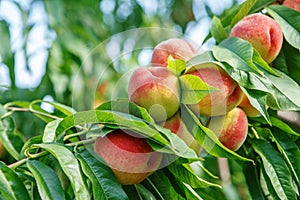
[0,0,299,199]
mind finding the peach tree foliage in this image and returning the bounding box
[0,0,300,200]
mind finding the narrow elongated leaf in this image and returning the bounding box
[252,139,297,200]
[267,70,300,110]
[134,184,157,200]
[252,49,279,76]
[144,170,175,199]
[43,119,63,143]
[0,162,30,200]
[230,0,257,27]
[55,110,200,161]
[249,0,275,13]
[260,166,281,200]
[95,99,155,125]
[31,143,90,200]
[167,163,221,188]
[270,116,300,137]
[27,160,65,200]
[243,162,265,200]
[181,105,253,162]
[212,37,262,74]
[75,148,128,200]
[210,16,227,43]
[267,5,300,50]
[30,100,76,116]
[271,130,300,188]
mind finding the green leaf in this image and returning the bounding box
[75,148,128,200]
[31,143,90,200]
[270,129,300,189]
[179,74,218,104]
[187,51,216,68]
[0,162,30,200]
[267,5,300,50]
[167,163,221,188]
[210,16,228,43]
[266,69,300,110]
[260,165,281,200]
[20,136,42,158]
[270,116,300,137]
[27,160,65,200]
[0,116,21,160]
[249,0,276,13]
[212,37,262,74]
[252,139,297,200]
[230,0,257,27]
[43,119,63,143]
[243,162,265,200]
[55,109,201,161]
[167,56,186,76]
[95,99,155,125]
[181,105,254,163]
[30,100,77,116]
[134,184,157,200]
[252,49,279,76]
[144,170,175,199]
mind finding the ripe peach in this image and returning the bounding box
[208,107,248,151]
[151,38,196,67]
[94,130,163,185]
[230,13,283,63]
[162,112,201,154]
[283,0,300,12]
[238,93,261,117]
[128,67,180,122]
[186,63,243,116]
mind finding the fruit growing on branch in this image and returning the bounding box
[230,13,283,63]
[128,66,180,122]
[151,38,196,67]
[208,107,248,151]
[94,129,163,185]
[186,63,243,116]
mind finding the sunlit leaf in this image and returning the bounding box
[267,5,300,50]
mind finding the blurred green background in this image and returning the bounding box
[0,0,245,136]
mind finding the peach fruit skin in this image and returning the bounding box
[94,130,163,185]
[209,107,248,151]
[230,13,283,63]
[238,93,261,117]
[162,112,201,154]
[128,67,180,122]
[186,63,243,117]
[151,38,196,67]
[283,0,300,12]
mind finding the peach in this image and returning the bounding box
[230,13,283,63]
[151,38,196,67]
[162,112,201,154]
[128,67,180,122]
[94,130,163,185]
[238,93,261,117]
[283,0,300,12]
[186,63,243,116]
[208,107,248,151]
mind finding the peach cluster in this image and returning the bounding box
[94,11,285,185]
